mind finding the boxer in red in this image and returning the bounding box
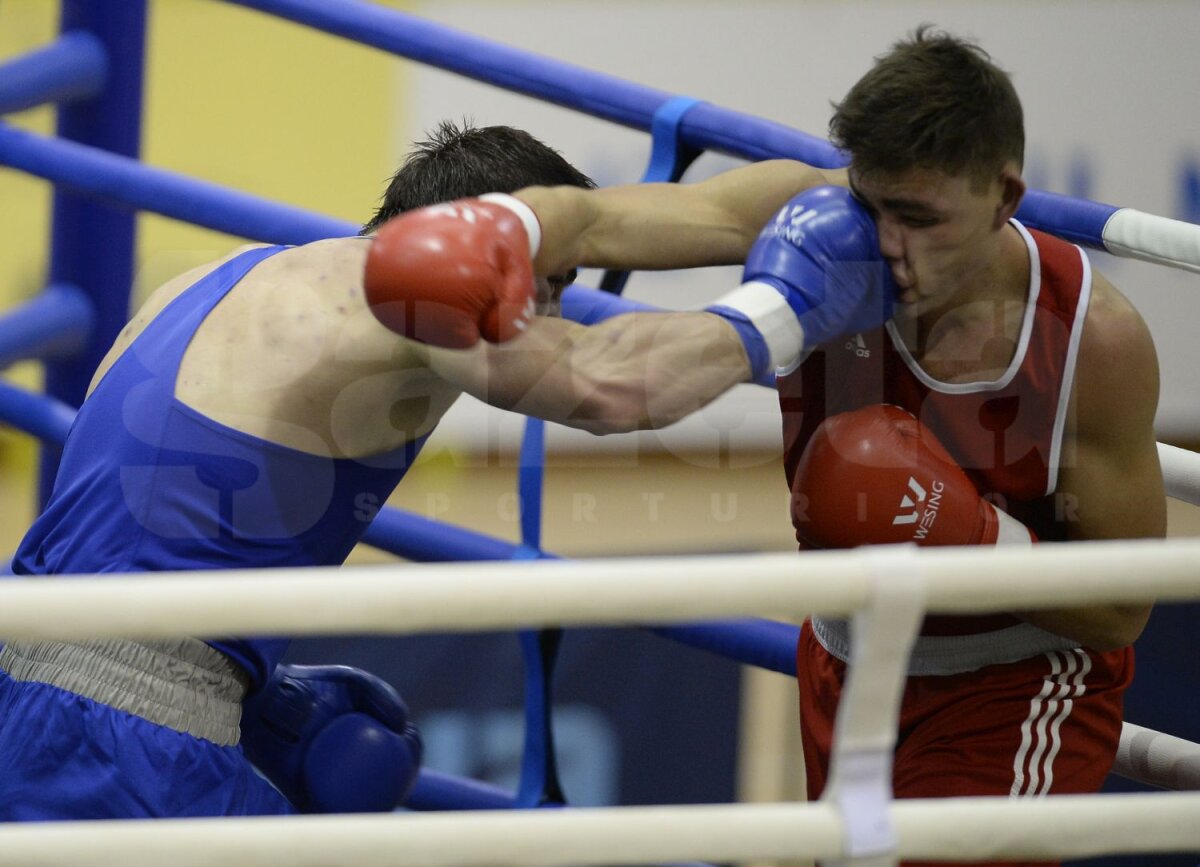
[362,30,1162,866]
[781,27,1164,867]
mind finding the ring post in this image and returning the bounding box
[40,0,148,505]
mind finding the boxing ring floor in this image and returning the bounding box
[0,0,1199,864]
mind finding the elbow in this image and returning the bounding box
[1076,604,1153,653]
[1086,605,1152,652]
[1017,603,1152,653]
[1083,634,1139,654]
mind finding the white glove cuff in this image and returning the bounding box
[710,281,807,371]
[990,504,1035,546]
[479,193,542,259]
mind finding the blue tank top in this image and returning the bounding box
[13,246,429,686]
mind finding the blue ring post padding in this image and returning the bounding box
[600,96,704,297]
[562,285,777,389]
[0,284,94,370]
[1014,189,1120,249]
[0,123,359,245]
[42,2,148,505]
[0,31,109,116]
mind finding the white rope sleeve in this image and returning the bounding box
[1158,442,1200,505]
[1114,722,1200,791]
[820,545,925,866]
[0,539,1198,642]
[1103,209,1200,274]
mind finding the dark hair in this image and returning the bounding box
[829,25,1024,188]
[361,120,595,234]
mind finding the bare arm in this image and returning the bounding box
[426,312,752,435]
[514,160,845,277]
[1015,273,1165,651]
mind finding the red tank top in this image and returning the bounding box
[777,221,1093,633]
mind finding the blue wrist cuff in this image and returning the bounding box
[707,305,771,381]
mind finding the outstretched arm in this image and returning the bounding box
[517,159,846,276]
[425,312,752,435]
[362,177,889,435]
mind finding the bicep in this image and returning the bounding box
[1016,277,1162,648]
[1058,278,1165,542]
[1058,432,1164,542]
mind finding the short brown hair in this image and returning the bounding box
[362,120,595,234]
[829,25,1024,188]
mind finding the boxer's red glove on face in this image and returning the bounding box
[363,193,542,348]
[791,404,1035,548]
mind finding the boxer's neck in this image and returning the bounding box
[891,223,1032,383]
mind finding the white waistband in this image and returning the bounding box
[0,638,248,745]
[810,616,1081,676]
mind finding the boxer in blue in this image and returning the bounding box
[0,122,596,820]
[0,118,886,819]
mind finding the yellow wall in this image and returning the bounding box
[139,0,414,297]
[0,3,67,531]
[0,0,415,532]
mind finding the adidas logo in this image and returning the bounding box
[892,476,944,540]
[844,333,870,358]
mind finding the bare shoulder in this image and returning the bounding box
[1078,271,1159,390]
[1073,268,1160,438]
[245,236,370,291]
[210,235,407,357]
[89,244,275,394]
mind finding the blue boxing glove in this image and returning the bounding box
[707,185,895,378]
[240,663,423,813]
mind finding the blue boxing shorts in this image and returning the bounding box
[0,639,295,820]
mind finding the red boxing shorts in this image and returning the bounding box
[797,623,1132,867]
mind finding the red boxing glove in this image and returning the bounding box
[792,404,1035,548]
[363,193,542,349]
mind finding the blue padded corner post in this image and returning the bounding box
[40,0,148,505]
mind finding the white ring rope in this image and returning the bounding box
[0,539,1196,642]
[1116,722,1200,791]
[2,540,1197,864]
[0,794,1197,867]
[1104,209,1200,275]
[1159,442,1200,504]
